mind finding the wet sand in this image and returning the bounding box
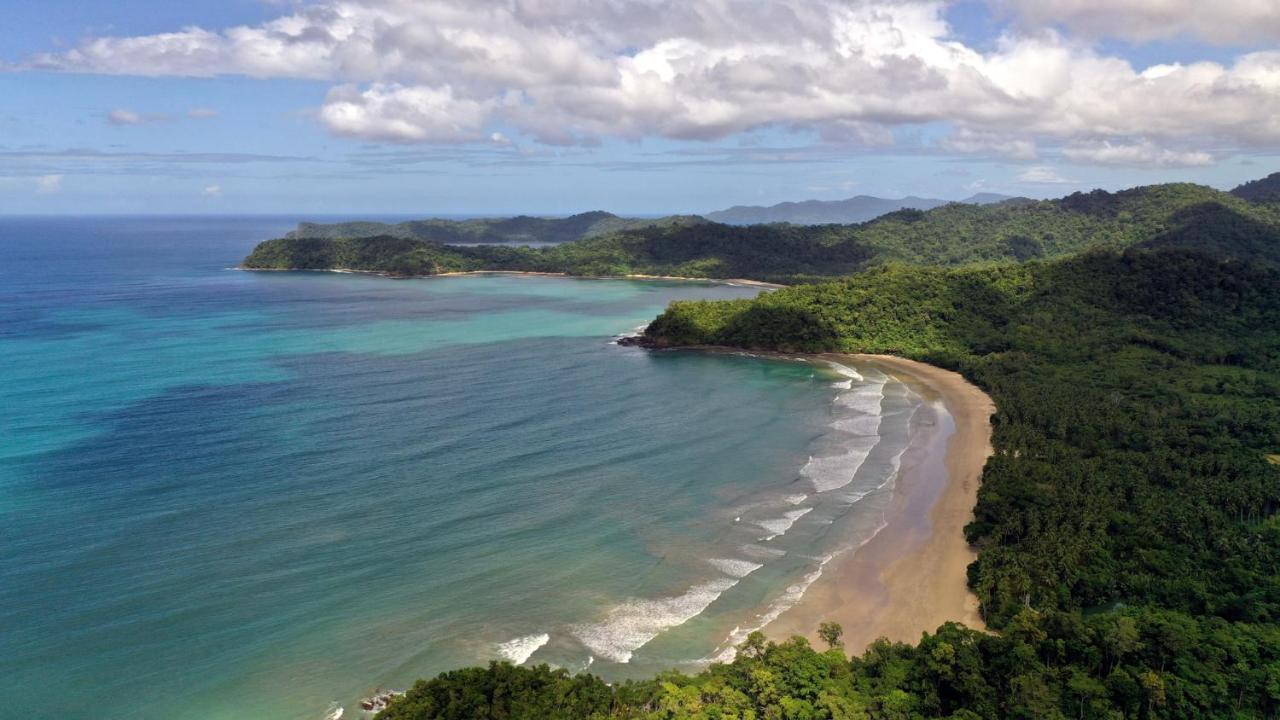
[764,354,993,653]
[438,270,786,289]
[242,267,787,290]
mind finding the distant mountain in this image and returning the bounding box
[961,192,1021,205]
[286,211,707,244]
[705,193,1015,225]
[1231,172,1280,203]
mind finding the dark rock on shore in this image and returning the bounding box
[616,334,656,347]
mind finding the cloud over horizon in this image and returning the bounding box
[17,0,1280,169]
[993,0,1280,44]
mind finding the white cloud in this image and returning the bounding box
[107,108,171,125]
[107,109,145,125]
[319,84,497,143]
[1018,166,1072,184]
[35,174,64,193]
[187,108,219,119]
[21,0,1280,158]
[1063,139,1213,167]
[201,184,223,197]
[993,0,1280,44]
[941,127,1039,160]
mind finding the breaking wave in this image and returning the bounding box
[756,507,813,540]
[572,578,740,663]
[497,633,550,664]
[709,558,765,578]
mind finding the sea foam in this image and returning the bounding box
[800,438,880,492]
[802,375,887,492]
[572,578,740,663]
[707,553,837,664]
[741,543,788,560]
[757,507,813,540]
[827,363,864,382]
[708,558,765,578]
[836,381,886,415]
[497,633,550,665]
[708,510,898,664]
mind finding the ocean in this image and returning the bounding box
[0,217,923,719]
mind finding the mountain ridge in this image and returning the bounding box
[244,178,1280,283]
[1232,171,1280,204]
[285,211,708,244]
[705,192,1017,225]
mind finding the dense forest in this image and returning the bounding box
[285,211,707,244]
[245,179,1280,283]
[378,246,1280,719]
[1230,172,1280,204]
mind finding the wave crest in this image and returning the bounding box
[497,633,550,664]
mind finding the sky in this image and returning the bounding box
[1,0,1278,215]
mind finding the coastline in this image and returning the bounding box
[440,270,787,289]
[762,353,992,652]
[236,266,787,290]
[233,266,985,657]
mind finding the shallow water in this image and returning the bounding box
[0,217,922,719]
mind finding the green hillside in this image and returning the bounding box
[245,181,1280,282]
[285,211,707,244]
[1231,172,1280,204]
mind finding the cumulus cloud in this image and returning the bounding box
[1018,166,1072,183]
[36,174,64,193]
[1063,139,1213,167]
[319,84,497,143]
[107,109,145,125]
[22,0,1280,161]
[993,0,1280,45]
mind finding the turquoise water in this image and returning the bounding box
[0,218,921,719]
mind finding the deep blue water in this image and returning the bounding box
[0,217,916,719]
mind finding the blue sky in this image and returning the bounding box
[1,0,1276,215]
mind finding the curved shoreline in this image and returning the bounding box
[763,353,992,652]
[238,265,984,657]
[236,266,786,290]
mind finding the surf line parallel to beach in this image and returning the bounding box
[761,353,994,653]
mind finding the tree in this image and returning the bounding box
[818,622,845,650]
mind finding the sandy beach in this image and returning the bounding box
[242,266,787,290]
[437,269,787,289]
[764,353,993,653]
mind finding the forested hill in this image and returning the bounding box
[245,180,1280,282]
[285,211,707,244]
[1232,171,1280,204]
[654,249,1280,627]
[377,248,1280,719]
